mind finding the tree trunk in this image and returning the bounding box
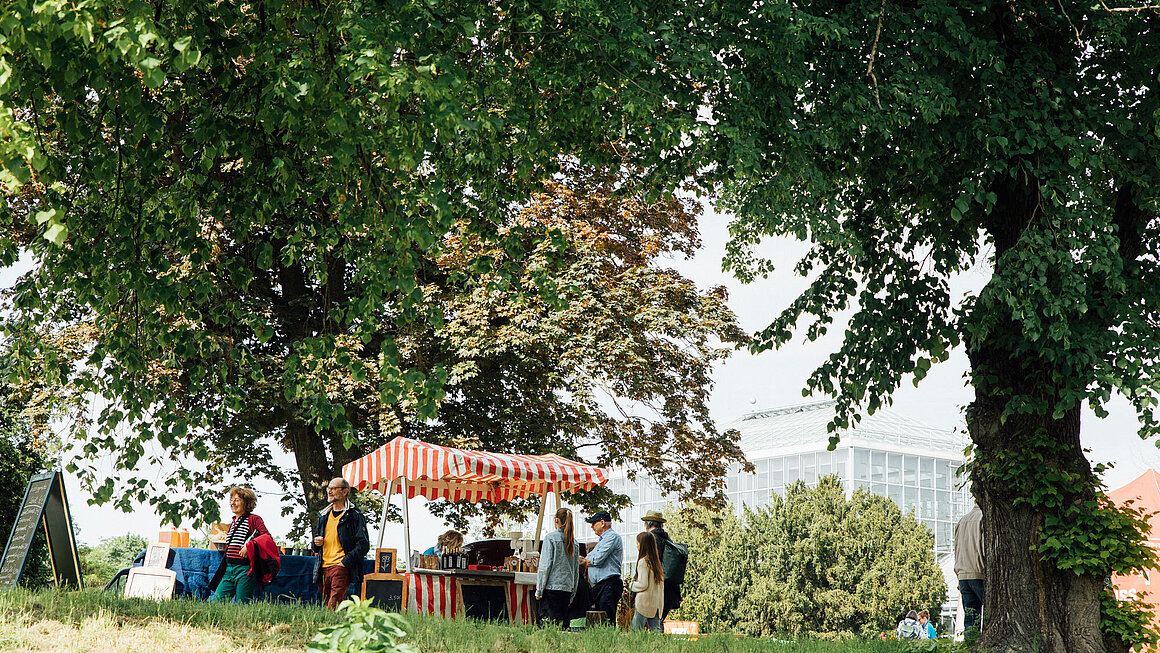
[967,338,1105,652]
[287,418,332,515]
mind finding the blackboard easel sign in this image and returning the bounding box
[0,472,84,590]
[361,574,403,610]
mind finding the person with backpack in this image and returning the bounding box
[642,510,686,619]
[897,610,923,639]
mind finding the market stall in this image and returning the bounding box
[343,437,607,623]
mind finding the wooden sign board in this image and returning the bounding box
[0,472,83,590]
[458,579,510,622]
[143,543,171,570]
[125,567,177,601]
[361,574,403,610]
[374,548,401,577]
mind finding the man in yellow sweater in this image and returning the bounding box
[312,477,370,609]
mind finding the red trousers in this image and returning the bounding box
[320,564,351,610]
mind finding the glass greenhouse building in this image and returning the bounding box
[606,399,973,557]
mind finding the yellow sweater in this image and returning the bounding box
[322,509,346,568]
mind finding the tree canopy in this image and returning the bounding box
[707,2,1160,651]
[668,476,946,639]
[0,0,740,525]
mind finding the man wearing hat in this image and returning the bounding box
[643,510,681,619]
[581,509,622,623]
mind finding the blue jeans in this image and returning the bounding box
[632,610,662,633]
[959,578,984,631]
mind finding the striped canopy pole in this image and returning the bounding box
[376,477,399,550]
[401,477,412,572]
[533,483,561,549]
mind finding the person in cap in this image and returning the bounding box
[580,509,622,624]
[643,510,682,619]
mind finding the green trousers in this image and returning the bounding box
[213,563,258,604]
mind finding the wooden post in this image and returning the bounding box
[401,477,412,573]
[377,477,399,549]
[533,487,549,548]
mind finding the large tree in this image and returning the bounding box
[709,2,1159,651]
[0,0,728,522]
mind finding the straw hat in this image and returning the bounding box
[641,510,666,524]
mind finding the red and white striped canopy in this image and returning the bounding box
[343,437,608,503]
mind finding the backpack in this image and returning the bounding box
[897,619,921,640]
[660,540,689,585]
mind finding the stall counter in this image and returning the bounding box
[405,568,536,624]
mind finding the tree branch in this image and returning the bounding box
[866,0,887,109]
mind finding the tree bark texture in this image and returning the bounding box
[967,393,1104,653]
[966,168,1110,651]
[287,419,332,515]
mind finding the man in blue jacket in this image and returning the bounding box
[312,477,370,609]
[581,510,623,623]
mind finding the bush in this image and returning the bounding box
[78,534,149,587]
[307,597,415,653]
[668,475,947,639]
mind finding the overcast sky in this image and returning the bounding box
[26,204,1160,549]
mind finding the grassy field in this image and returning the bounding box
[0,588,340,652]
[0,588,941,652]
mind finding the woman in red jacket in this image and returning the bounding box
[209,486,279,603]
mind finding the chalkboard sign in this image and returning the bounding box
[459,582,509,621]
[361,575,403,610]
[0,472,83,590]
[376,548,396,574]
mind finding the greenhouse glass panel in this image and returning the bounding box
[888,453,902,484]
[904,456,918,485]
[854,449,870,480]
[920,458,935,488]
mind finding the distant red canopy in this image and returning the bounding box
[342,437,608,503]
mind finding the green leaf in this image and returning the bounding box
[43,222,67,246]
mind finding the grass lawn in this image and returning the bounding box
[0,588,934,652]
[0,588,339,651]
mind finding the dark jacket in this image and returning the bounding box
[650,526,682,614]
[312,502,370,588]
[209,513,278,593]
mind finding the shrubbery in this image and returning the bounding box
[668,475,947,639]
[78,534,150,588]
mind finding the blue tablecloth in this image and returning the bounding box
[133,548,372,603]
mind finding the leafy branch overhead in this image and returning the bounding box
[0,0,726,527]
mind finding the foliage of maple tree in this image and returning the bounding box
[0,0,725,525]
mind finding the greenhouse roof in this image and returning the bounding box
[730,399,966,456]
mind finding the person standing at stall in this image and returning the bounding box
[209,486,278,603]
[580,509,622,624]
[312,477,370,609]
[535,508,579,628]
